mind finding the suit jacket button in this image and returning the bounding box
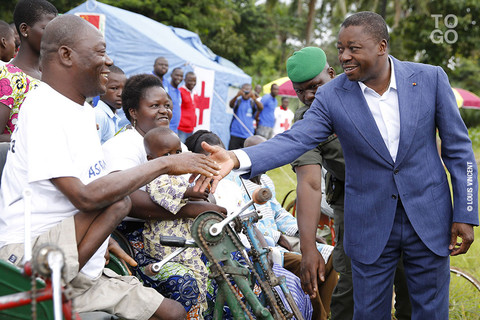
[392,194,397,199]
[394,169,399,174]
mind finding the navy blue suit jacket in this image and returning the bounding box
[244,57,479,264]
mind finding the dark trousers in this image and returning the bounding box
[228,135,246,150]
[350,201,449,320]
[330,206,355,320]
[331,207,413,320]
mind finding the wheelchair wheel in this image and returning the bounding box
[449,266,480,319]
[107,229,136,276]
[111,229,135,258]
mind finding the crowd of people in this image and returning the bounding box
[0,1,478,320]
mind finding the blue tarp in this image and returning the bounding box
[67,1,251,145]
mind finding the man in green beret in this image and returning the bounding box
[288,46,411,320]
[288,47,349,319]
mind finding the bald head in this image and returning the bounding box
[144,126,181,159]
[39,14,112,105]
[40,14,99,65]
[244,135,266,148]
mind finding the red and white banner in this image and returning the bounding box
[75,13,106,37]
[193,66,215,131]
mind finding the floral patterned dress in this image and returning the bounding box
[143,174,210,316]
[0,64,40,134]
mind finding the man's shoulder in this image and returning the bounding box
[94,101,113,117]
[164,80,177,92]
[179,87,189,99]
[315,74,349,99]
[391,56,439,75]
[261,93,273,101]
[22,83,60,111]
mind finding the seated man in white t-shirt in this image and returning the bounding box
[0,15,220,320]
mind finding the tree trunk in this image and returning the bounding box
[394,0,401,28]
[379,0,388,18]
[297,0,303,17]
[338,0,347,16]
[305,0,316,45]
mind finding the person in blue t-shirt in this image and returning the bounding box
[94,65,127,144]
[257,83,279,139]
[228,83,263,150]
[164,67,183,133]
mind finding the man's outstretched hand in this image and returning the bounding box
[192,142,238,193]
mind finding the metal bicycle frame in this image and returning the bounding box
[154,203,304,319]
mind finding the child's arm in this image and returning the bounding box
[183,185,209,201]
[147,175,189,215]
[182,201,227,217]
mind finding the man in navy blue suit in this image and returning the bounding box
[197,11,479,319]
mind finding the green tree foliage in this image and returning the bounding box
[0,2,16,24]
[389,0,479,67]
[1,0,478,91]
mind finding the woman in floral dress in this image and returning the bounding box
[0,0,57,142]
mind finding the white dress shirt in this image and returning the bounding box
[358,57,400,161]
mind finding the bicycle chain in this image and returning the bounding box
[197,213,295,320]
[196,216,255,320]
[30,269,37,320]
[233,226,289,320]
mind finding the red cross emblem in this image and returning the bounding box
[280,118,290,131]
[194,81,210,125]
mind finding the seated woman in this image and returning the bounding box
[102,74,225,319]
[142,126,211,315]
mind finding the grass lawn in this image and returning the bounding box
[266,165,297,205]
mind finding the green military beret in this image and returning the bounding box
[286,47,327,83]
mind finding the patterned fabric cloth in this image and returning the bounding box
[145,174,188,214]
[118,223,205,319]
[143,174,209,315]
[272,263,313,320]
[0,64,40,134]
[243,175,299,242]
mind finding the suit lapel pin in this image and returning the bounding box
[413,82,417,86]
